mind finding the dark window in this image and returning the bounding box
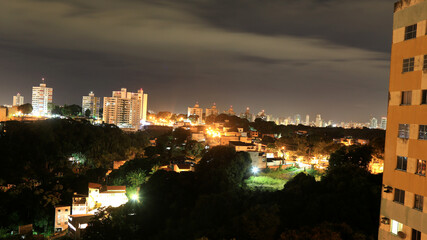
[401,91,412,105]
[419,125,427,140]
[396,156,407,171]
[422,90,427,104]
[405,24,417,40]
[394,188,405,204]
[398,124,410,139]
[414,194,423,211]
[424,55,427,70]
[403,58,415,73]
[416,159,426,176]
[412,229,421,240]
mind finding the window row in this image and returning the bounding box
[402,55,427,73]
[396,156,426,176]
[390,219,422,240]
[400,89,427,105]
[398,124,427,140]
[393,188,424,212]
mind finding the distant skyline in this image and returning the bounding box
[0,0,393,122]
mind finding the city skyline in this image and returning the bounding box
[0,0,392,122]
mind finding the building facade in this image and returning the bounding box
[103,88,148,129]
[12,93,24,106]
[370,117,378,129]
[188,102,203,124]
[379,0,427,239]
[82,91,101,119]
[206,103,219,117]
[32,80,53,116]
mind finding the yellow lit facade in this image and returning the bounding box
[379,0,427,239]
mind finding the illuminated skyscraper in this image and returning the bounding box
[206,103,219,117]
[370,117,378,129]
[103,88,147,129]
[315,114,322,127]
[82,91,101,119]
[31,78,53,116]
[188,102,203,124]
[381,117,387,130]
[379,0,427,238]
[12,93,24,106]
[294,114,301,125]
[305,115,310,126]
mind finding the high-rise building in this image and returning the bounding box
[370,117,378,129]
[381,117,387,130]
[315,114,322,127]
[226,106,235,116]
[206,103,219,117]
[32,78,53,116]
[379,1,427,239]
[13,93,24,106]
[240,107,252,122]
[294,114,301,125]
[188,102,203,124]
[103,88,147,129]
[305,115,310,126]
[82,91,101,119]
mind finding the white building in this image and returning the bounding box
[32,79,53,116]
[188,102,203,124]
[103,88,148,129]
[315,114,322,127]
[12,93,24,106]
[82,91,101,119]
[370,117,378,129]
[380,116,387,130]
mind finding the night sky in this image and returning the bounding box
[0,0,394,122]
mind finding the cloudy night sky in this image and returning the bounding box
[0,0,394,122]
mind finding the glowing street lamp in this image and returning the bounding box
[251,166,259,174]
[131,193,139,201]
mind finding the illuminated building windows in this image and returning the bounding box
[414,194,423,211]
[402,57,415,73]
[396,156,407,171]
[391,220,403,235]
[401,91,412,105]
[398,124,410,139]
[416,159,426,176]
[419,125,427,140]
[404,24,417,40]
[394,188,405,204]
[412,229,421,240]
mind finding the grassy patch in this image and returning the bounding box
[245,176,287,191]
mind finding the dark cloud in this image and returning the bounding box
[0,0,391,122]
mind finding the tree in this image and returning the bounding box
[328,145,372,171]
[18,103,33,114]
[85,109,91,118]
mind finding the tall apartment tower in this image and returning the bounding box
[12,93,24,106]
[82,91,101,119]
[305,115,310,126]
[206,103,219,117]
[379,0,427,239]
[188,102,203,124]
[103,88,147,129]
[315,114,322,127]
[370,117,378,129]
[32,78,53,116]
[381,117,388,130]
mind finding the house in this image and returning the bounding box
[54,206,71,232]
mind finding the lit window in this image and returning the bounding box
[396,156,407,171]
[398,124,410,139]
[401,91,412,105]
[391,220,403,235]
[416,159,426,176]
[422,90,427,105]
[404,24,417,40]
[419,125,427,140]
[414,194,423,211]
[403,58,415,73]
[394,188,405,204]
[412,229,421,240]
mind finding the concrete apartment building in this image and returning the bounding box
[188,102,203,124]
[32,80,53,116]
[12,93,24,106]
[379,0,427,239]
[82,91,101,119]
[103,88,148,129]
